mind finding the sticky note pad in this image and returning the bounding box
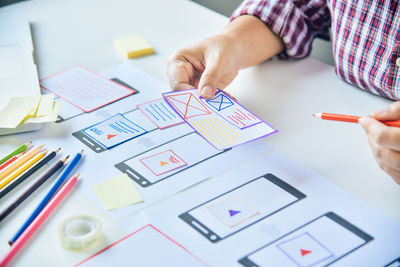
[114,35,154,58]
[36,94,55,117]
[0,95,41,128]
[24,101,62,123]
[93,173,143,210]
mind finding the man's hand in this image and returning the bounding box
[167,34,241,99]
[359,102,400,185]
[167,15,284,99]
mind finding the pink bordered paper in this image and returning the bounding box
[137,98,184,129]
[40,65,136,112]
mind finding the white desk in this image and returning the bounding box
[0,0,399,266]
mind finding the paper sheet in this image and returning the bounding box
[0,95,40,128]
[40,65,136,112]
[137,98,184,129]
[93,173,143,210]
[118,150,400,266]
[77,225,205,266]
[163,89,277,150]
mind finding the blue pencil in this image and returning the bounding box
[9,150,84,245]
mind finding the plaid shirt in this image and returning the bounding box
[231,0,400,100]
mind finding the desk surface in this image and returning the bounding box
[0,0,399,266]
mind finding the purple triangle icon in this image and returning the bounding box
[228,209,241,217]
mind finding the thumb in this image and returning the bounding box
[372,101,400,121]
[198,64,222,99]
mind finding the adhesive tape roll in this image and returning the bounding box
[58,215,103,252]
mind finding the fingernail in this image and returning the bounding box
[201,86,214,98]
[358,116,367,125]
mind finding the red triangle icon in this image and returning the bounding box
[107,134,117,140]
[160,161,168,166]
[300,249,312,256]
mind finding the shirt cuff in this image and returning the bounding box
[230,0,316,59]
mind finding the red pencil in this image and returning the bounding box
[0,152,26,171]
[0,173,79,267]
[313,113,400,127]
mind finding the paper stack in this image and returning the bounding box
[0,94,61,135]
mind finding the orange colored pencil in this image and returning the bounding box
[0,145,44,181]
[313,113,400,127]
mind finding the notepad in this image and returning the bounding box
[0,96,41,128]
[40,65,136,112]
[0,94,60,129]
[93,173,143,210]
[114,35,154,58]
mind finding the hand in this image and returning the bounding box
[167,33,242,99]
[167,15,284,99]
[359,101,400,185]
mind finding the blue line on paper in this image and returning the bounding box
[115,121,135,133]
[119,121,140,133]
[150,104,165,121]
[160,102,176,118]
[109,123,126,133]
[145,107,159,121]
[155,103,171,120]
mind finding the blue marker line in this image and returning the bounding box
[108,123,123,133]
[115,121,135,133]
[119,121,139,133]
[145,107,159,121]
[110,123,128,133]
[160,102,176,118]
[155,104,171,120]
[150,104,165,121]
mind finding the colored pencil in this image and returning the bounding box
[0,144,44,181]
[0,141,31,165]
[0,151,26,171]
[0,173,79,267]
[0,149,60,199]
[0,151,48,190]
[9,150,83,245]
[0,155,68,222]
[312,113,400,127]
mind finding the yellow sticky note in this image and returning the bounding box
[0,95,41,128]
[93,173,143,210]
[114,35,154,58]
[24,101,62,123]
[36,94,54,117]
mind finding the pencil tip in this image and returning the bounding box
[55,147,61,153]
[80,149,84,155]
[8,240,12,246]
[313,113,322,118]
[66,155,70,159]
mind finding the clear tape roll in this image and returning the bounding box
[58,215,103,252]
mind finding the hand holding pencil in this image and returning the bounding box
[314,101,400,186]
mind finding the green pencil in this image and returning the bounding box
[0,141,31,165]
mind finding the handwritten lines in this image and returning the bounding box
[192,118,241,147]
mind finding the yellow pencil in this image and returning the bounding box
[0,144,44,181]
[0,150,48,190]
